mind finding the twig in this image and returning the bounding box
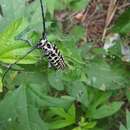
[102,0,118,41]
[118,3,130,10]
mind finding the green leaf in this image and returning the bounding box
[0,0,26,31]
[50,119,73,129]
[0,18,39,64]
[29,84,74,109]
[120,124,127,130]
[63,41,84,66]
[82,122,96,129]
[0,68,3,92]
[67,81,88,107]
[49,105,75,129]
[25,0,47,32]
[126,110,130,129]
[44,0,65,17]
[45,0,56,17]
[70,0,89,11]
[86,59,130,90]
[112,8,130,34]
[0,0,45,33]
[48,71,64,90]
[0,77,2,92]
[0,85,74,130]
[120,110,130,130]
[70,26,85,41]
[88,90,112,111]
[8,71,74,109]
[72,117,96,130]
[72,127,82,130]
[0,86,48,130]
[126,87,130,102]
[88,101,123,119]
[63,69,80,81]
[50,108,70,118]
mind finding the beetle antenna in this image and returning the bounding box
[40,0,46,39]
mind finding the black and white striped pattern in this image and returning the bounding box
[37,39,65,69]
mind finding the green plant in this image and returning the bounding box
[120,110,130,130]
[112,8,130,35]
[72,117,96,130]
[47,104,76,129]
[0,0,130,130]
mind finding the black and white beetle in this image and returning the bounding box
[37,39,65,69]
[2,0,65,85]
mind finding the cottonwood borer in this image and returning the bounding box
[2,0,65,86]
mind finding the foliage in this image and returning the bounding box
[72,117,96,130]
[0,0,130,130]
[120,110,130,130]
[112,8,130,35]
[48,104,76,129]
[0,18,39,64]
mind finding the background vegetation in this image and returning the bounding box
[0,0,130,130]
